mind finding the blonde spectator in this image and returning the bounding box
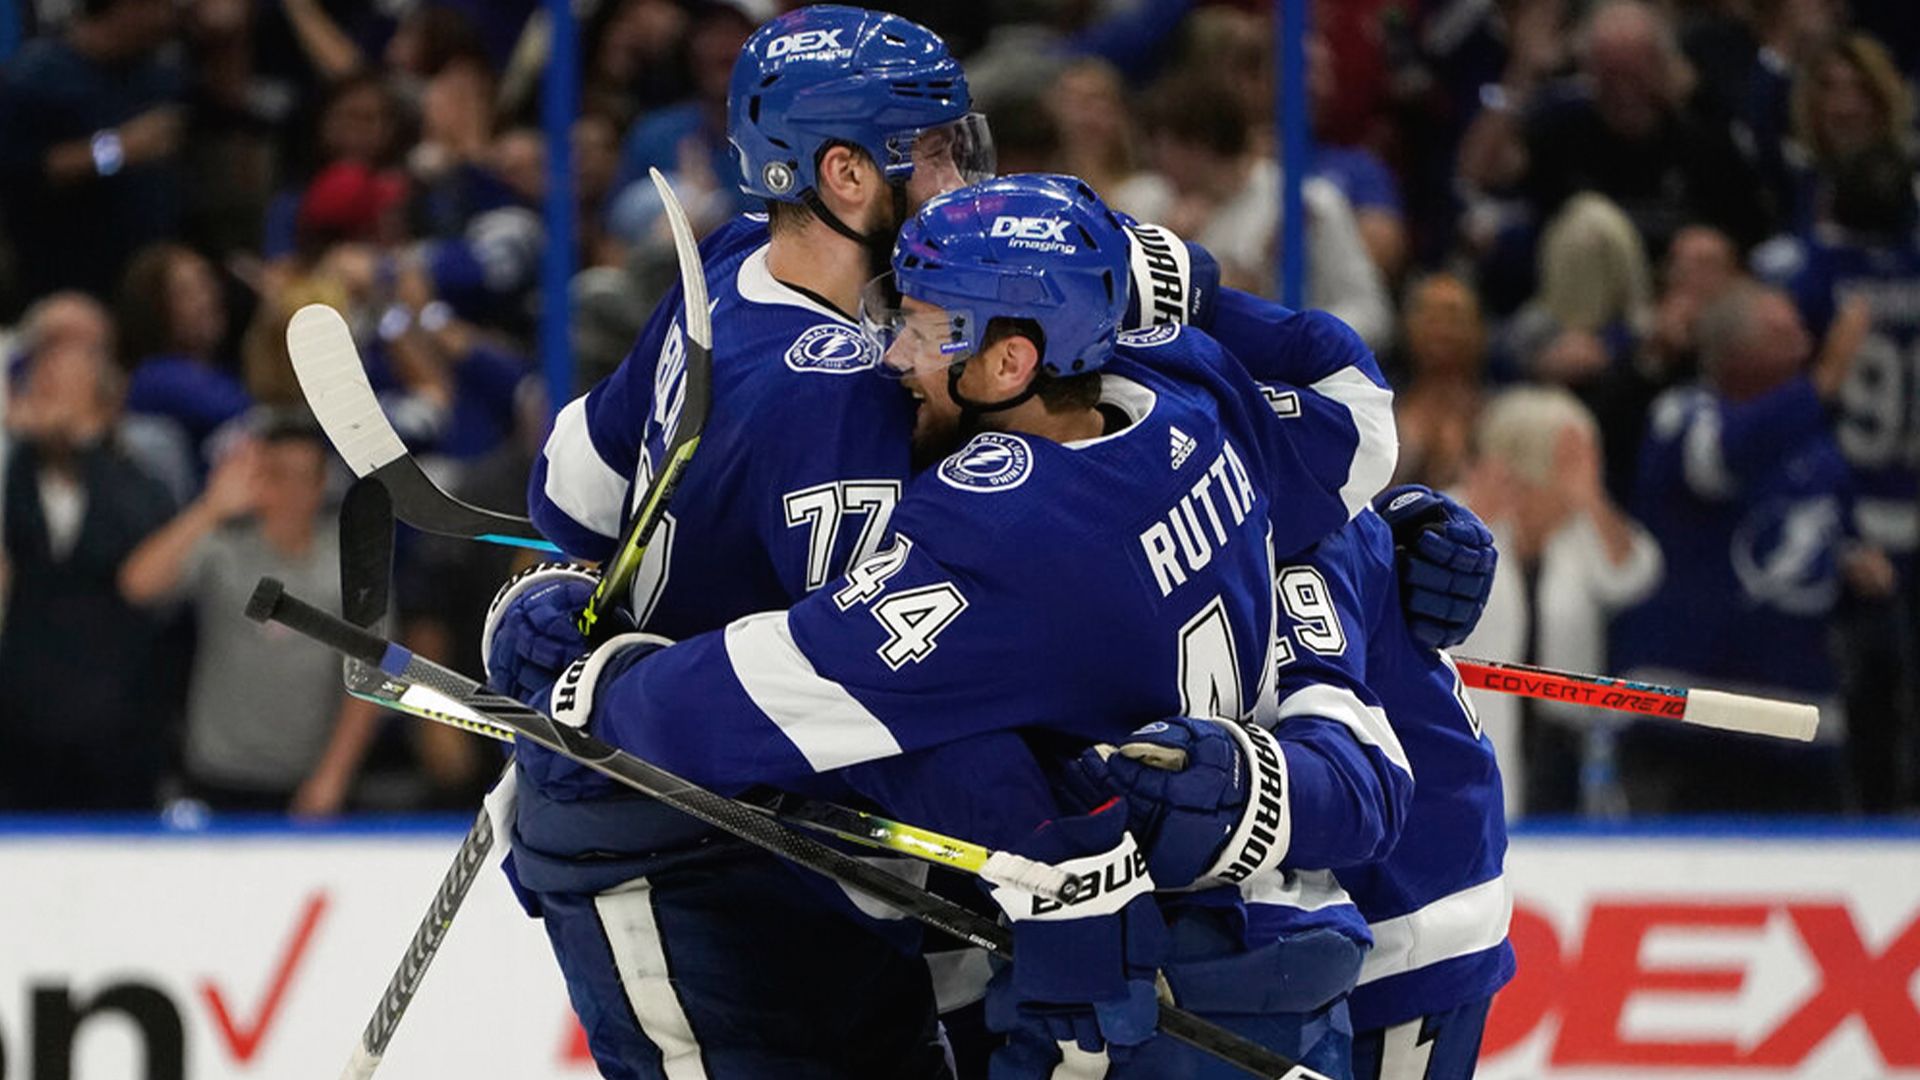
[1457,386,1664,815]
[1502,193,1654,383]
[1789,34,1912,178]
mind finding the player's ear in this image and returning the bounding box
[816,145,876,219]
[984,332,1042,394]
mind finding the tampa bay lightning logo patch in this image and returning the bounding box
[785,324,877,374]
[938,432,1033,493]
[1118,324,1180,348]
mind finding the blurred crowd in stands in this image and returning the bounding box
[0,0,1916,820]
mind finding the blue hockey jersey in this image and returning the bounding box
[516,214,1401,897]
[1614,380,1853,695]
[1756,227,1920,556]
[1299,514,1513,1031]
[578,327,1412,941]
[530,214,913,636]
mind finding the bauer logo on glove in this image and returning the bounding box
[1028,838,1151,918]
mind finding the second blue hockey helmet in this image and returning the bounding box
[864,174,1134,378]
[728,6,992,203]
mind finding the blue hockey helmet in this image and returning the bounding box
[728,6,991,203]
[865,174,1133,378]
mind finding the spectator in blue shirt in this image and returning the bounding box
[0,0,184,303]
[1612,283,1878,811]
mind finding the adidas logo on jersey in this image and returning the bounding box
[1139,441,1261,597]
[1170,426,1197,469]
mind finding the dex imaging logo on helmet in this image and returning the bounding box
[990,216,1079,254]
[765,29,852,61]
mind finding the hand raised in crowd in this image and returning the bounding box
[1841,542,1898,600]
[1554,423,1605,513]
[290,762,351,820]
[1812,294,1871,400]
[201,439,264,522]
[118,106,184,166]
[4,343,113,449]
[1536,328,1609,384]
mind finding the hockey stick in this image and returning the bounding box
[248,577,1329,1080]
[1451,656,1818,741]
[315,167,703,1078]
[334,478,522,1080]
[286,304,560,553]
[338,663,1069,891]
[572,168,711,638]
[311,445,1812,737]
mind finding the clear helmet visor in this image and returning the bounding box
[860,272,978,378]
[882,113,996,190]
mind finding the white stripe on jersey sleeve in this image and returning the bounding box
[1357,873,1512,986]
[1278,682,1413,779]
[1238,865,1355,912]
[1310,365,1399,519]
[723,611,904,771]
[541,396,631,541]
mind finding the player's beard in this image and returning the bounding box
[861,189,907,282]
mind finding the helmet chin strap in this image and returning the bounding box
[947,356,1039,431]
[801,182,909,279]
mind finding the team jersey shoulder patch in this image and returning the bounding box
[1118,324,1182,348]
[938,432,1034,493]
[784,323,879,374]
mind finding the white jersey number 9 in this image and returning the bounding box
[1271,566,1348,666]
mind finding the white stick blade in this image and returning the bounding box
[287,304,409,478]
[1683,688,1820,741]
[649,167,711,350]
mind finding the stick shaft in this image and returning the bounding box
[1453,656,1818,740]
[251,580,1321,1080]
[341,776,514,1078]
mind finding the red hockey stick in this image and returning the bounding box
[1452,657,1819,741]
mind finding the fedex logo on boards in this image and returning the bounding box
[1482,897,1920,1075]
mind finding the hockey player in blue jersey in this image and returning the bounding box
[491,175,1420,1077]
[1076,488,1511,1080]
[503,9,996,1077]
[1069,237,1512,1078]
[501,7,1395,1075]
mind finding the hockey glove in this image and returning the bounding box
[1373,484,1497,649]
[1122,222,1221,332]
[985,798,1166,1063]
[1067,716,1290,891]
[481,561,656,717]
